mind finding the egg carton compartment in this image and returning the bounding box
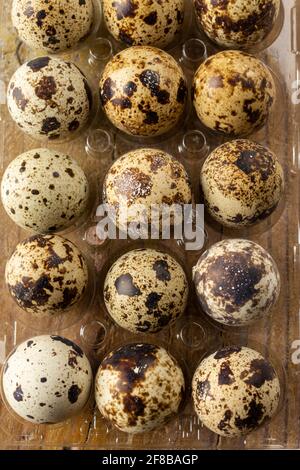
[0,0,300,450]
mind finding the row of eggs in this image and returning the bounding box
[2,336,281,438]
[7,47,276,140]
[12,0,280,53]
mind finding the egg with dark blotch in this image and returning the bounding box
[192,346,281,437]
[12,0,94,53]
[193,239,280,327]
[5,235,88,317]
[7,56,92,141]
[95,343,185,433]
[104,248,188,333]
[103,0,184,48]
[99,46,187,136]
[1,148,89,233]
[194,0,280,49]
[200,140,284,228]
[2,335,92,424]
[103,148,192,229]
[192,51,276,136]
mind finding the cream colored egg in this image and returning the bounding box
[99,46,187,136]
[95,343,185,433]
[193,239,280,326]
[5,235,88,317]
[194,0,280,48]
[192,346,281,437]
[103,148,192,228]
[7,56,92,141]
[193,51,275,136]
[12,0,94,53]
[1,148,89,233]
[200,139,284,227]
[104,248,188,333]
[2,335,92,424]
[103,0,184,48]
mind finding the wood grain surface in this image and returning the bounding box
[0,0,299,450]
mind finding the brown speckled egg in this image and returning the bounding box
[104,248,188,333]
[99,46,187,136]
[103,0,184,48]
[5,235,88,317]
[200,140,284,227]
[12,0,94,53]
[192,346,281,437]
[1,149,89,233]
[2,335,92,424]
[194,0,280,49]
[193,239,280,327]
[103,148,192,228]
[95,343,185,433]
[193,51,275,136]
[7,56,92,141]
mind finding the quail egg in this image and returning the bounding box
[2,335,92,424]
[193,239,280,327]
[1,148,89,233]
[5,234,88,317]
[193,51,275,136]
[194,0,280,49]
[103,0,185,48]
[99,46,187,136]
[103,148,192,229]
[7,56,92,141]
[104,248,188,333]
[192,346,281,437]
[12,0,94,53]
[200,139,284,227]
[95,343,185,433]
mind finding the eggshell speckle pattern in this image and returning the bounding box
[200,139,284,227]
[95,343,185,433]
[5,235,88,317]
[99,46,187,136]
[194,0,280,48]
[1,148,89,233]
[103,0,184,48]
[2,335,92,424]
[193,239,280,327]
[103,148,192,228]
[104,249,188,333]
[7,56,92,141]
[192,346,280,437]
[193,51,276,136]
[12,0,94,53]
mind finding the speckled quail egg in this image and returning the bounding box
[95,343,185,433]
[99,46,187,136]
[7,56,92,141]
[103,148,192,228]
[193,51,275,136]
[1,148,89,233]
[193,239,280,327]
[194,0,280,49]
[5,234,88,317]
[2,335,92,424]
[103,0,184,48]
[12,0,94,53]
[200,139,284,227]
[104,248,188,333]
[192,346,281,437]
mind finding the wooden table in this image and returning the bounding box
[0,0,299,450]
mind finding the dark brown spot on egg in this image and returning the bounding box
[153,259,171,282]
[143,110,158,125]
[123,81,137,97]
[27,57,51,72]
[35,76,57,100]
[50,336,84,357]
[123,395,145,425]
[114,167,152,203]
[13,385,24,402]
[41,117,61,134]
[145,292,162,312]
[9,274,54,311]
[68,120,80,132]
[68,384,82,404]
[139,69,170,105]
[234,399,265,431]
[218,361,235,385]
[144,11,157,25]
[65,168,75,177]
[111,97,132,109]
[214,346,242,360]
[100,77,116,105]
[36,10,47,27]
[115,273,141,297]
[218,409,233,433]
[119,29,134,45]
[243,358,276,388]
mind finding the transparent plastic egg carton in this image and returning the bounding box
[0,0,300,450]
